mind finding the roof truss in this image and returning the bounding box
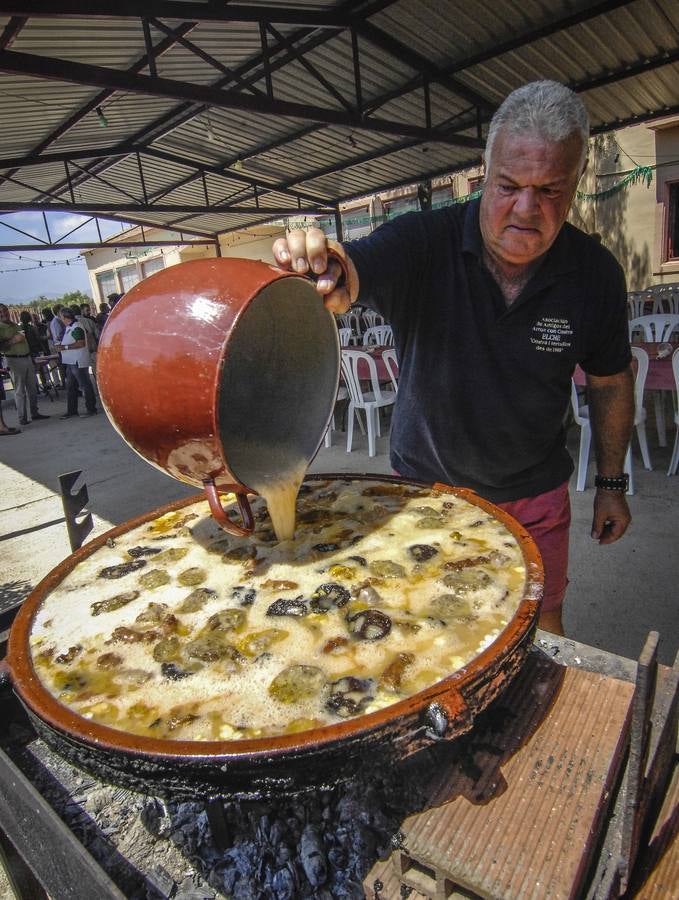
[0,0,676,250]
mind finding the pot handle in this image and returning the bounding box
[203,480,255,536]
[323,242,359,305]
[422,688,472,743]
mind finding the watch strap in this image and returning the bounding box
[594,474,629,492]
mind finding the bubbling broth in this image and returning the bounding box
[30,479,528,742]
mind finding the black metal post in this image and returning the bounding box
[58,470,93,552]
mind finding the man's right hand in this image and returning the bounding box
[272,227,357,313]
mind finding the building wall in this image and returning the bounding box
[570,118,679,289]
[82,225,287,304]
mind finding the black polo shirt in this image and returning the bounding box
[345,198,631,503]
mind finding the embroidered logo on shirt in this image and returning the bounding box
[530,317,573,353]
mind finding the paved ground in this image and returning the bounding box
[1,386,677,666]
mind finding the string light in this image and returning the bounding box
[96,106,109,127]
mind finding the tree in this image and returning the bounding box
[59,290,92,307]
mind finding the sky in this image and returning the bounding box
[0,212,132,302]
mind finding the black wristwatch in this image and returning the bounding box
[594,474,629,492]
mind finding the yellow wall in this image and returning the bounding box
[571,118,679,289]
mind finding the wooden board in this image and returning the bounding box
[630,762,679,897]
[394,653,635,899]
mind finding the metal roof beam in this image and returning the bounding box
[0,49,483,148]
[0,21,197,186]
[360,0,638,117]
[355,20,494,112]
[140,146,334,206]
[0,145,136,169]
[0,202,333,215]
[572,45,679,93]
[20,0,397,202]
[0,240,216,250]
[0,15,25,48]
[148,18,266,96]
[0,3,355,27]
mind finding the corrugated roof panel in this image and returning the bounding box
[0,3,677,240]
[14,18,147,67]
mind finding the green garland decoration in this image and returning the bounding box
[576,164,655,201]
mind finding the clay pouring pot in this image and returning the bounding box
[97,253,348,536]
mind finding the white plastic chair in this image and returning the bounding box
[628,314,679,343]
[362,325,393,346]
[338,327,352,347]
[362,310,384,329]
[627,291,651,319]
[337,312,361,344]
[648,284,679,315]
[667,348,679,476]
[570,347,651,494]
[323,384,349,447]
[381,347,399,392]
[340,349,396,457]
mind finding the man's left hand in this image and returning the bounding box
[591,489,631,544]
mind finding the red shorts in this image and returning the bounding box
[496,481,571,613]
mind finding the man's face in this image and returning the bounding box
[0,305,9,323]
[82,305,91,316]
[480,129,584,270]
[59,312,72,326]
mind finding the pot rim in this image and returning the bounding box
[6,474,543,762]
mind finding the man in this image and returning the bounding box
[0,303,50,426]
[75,303,100,378]
[54,306,97,419]
[49,303,65,346]
[272,81,634,636]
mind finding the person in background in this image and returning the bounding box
[19,311,43,356]
[107,292,122,310]
[20,310,50,395]
[0,370,20,434]
[273,80,634,637]
[54,306,97,419]
[0,303,50,425]
[73,304,100,379]
[49,303,65,346]
[96,302,110,331]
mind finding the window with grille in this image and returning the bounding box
[141,255,165,279]
[96,271,117,302]
[667,182,679,261]
[119,264,140,292]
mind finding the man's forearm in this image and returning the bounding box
[586,367,635,474]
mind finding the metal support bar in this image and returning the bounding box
[58,470,93,553]
[334,205,343,242]
[63,160,75,203]
[0,49,484,147]
[142,18,157,77]
[136,151,148,204]
[0,747,125,900]
[259,22,273,99]
[351,25,362,115]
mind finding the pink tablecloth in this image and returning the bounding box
[574,343,675,391]
[342,345,396,383]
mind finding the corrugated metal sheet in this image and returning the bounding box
[0,0,677,243]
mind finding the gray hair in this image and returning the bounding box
[485,81,589,172]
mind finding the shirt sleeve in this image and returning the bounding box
[343,211,433,327]
[579,251,632,376]
[71,326,85,342]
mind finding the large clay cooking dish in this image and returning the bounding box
[3,476,543,800]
